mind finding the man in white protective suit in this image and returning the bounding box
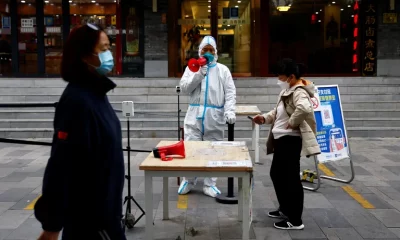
[178,35,236,198]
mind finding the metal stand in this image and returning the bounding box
[303,121,355,191]
[176,86,182,186]
[122,119,145,230]
[216,123,238,204]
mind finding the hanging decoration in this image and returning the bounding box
[272,0,293,12]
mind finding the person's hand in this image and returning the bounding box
[226,115,236,124]
[199,64,208,76]
[253,115,265,125]
[286,123,293,129]
[37,231,60,240]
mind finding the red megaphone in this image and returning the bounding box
[152,140,186,161]
[188,57,208,72]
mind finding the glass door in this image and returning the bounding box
[179,0,212,73]
[217,0,251,74]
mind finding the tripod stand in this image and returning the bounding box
[122,118,145,230]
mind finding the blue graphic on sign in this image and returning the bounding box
[314,85,349,163]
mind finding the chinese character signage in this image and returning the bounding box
[314,85,350,163]
[362,0,378,76]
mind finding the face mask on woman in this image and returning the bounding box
[95,50,114,75]
[277,78,290,90]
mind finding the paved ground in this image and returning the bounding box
[0,138,399,239]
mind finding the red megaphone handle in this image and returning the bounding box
[160,151,173,161]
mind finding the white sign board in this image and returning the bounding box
[46,27,61,33]
[211,141,246,147]
[21,18,33,28]
[207,160,252,167]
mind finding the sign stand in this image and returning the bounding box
[303,85,355,192]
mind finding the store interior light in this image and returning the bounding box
[208,9,211,12]
[277,6,290,11]
[227,24,230,26]
[238,0,241,2]
[235,5,238,7]
[44,0,49,3]
[341,8,344,11]
[348,4,351,7]
[208,5,210,8]
[91,0,95,2]
[21,0,25,2]
[332,1,336,4]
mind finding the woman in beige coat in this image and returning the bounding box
[252,59,320,230]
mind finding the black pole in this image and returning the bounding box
[10,0,19,75]
[61,0,70,45]
[178,94,180,140]
[36,0,45,75]
[215,123,238,204]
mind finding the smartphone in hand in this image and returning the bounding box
[247,116,253,120]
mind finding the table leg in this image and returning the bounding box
[145,172,154,240]
[242,175,250,240]
[251,122,260,164]
[163,177,169,220]
[238,177,243,221]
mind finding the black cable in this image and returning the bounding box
[0,138,151,153]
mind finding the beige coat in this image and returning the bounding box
[262,79,321,157]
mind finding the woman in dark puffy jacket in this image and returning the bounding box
[34,23,126,240]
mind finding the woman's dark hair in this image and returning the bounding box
[273,58,307,79]
[61,24,104,81]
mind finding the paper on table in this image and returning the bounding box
[195,148,226,156]
[207,160,252,167]
[211,141,246,147]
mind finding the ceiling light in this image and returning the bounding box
[69,0,72,2]
[277,6,290,11]
[208,0,211,2]
[224,28,226,30]
[227,24,230,26]
[332,1,335,3]
[44,0,49,3]
[235,5,238,7]
[21,0,25,2]
[341,8,344,11]
[185,15,189,17]
[320,9,322,11]
[208,9,210,12]
[318,20,321,22]
[91,0,95,2]
[238,0,241,2]
[351,15,354,17]
[204,28,207,31]
[348,4,351,7]
[316,11,319,14]
[208,5,210,8]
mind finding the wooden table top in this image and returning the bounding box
[139,140,253,172]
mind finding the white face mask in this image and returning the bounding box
[277,79,290,90]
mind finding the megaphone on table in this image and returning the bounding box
[187,53,214,72]
[153,140,186,161]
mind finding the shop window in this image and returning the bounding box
[17,0,37,75]
[179,0,211,73]
[217,0,251,74]
[269,0,358,74]
[70,0,117,75]
[44,0,62,75]
[179,0,252,75]
[0,0,12,76]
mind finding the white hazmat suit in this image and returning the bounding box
[178,36,236,198]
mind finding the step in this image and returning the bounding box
[0,117,393,128]
[0,84,399,95]
[2,109,400,119]
[345,118,400,127]
[0,77,399,88]
[0,126,397,138]
[0,101,399,111]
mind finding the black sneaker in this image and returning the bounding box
[274,220,304,230]
[268,210,285,219]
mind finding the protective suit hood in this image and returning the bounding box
[198,36,218,64]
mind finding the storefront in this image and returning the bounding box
[0,0,380,77]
